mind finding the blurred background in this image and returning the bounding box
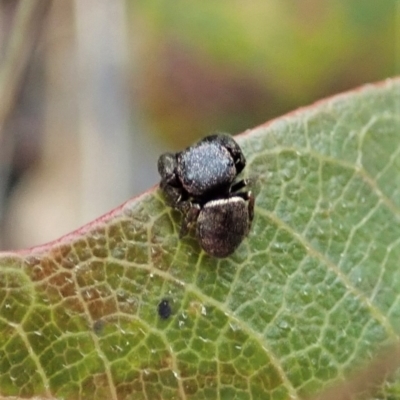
[0,0,398,250]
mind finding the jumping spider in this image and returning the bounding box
[158,133,254,258]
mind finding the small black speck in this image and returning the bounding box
[158,299,172,319]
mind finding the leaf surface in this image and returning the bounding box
[1,79,400,399]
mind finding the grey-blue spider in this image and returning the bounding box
[158,134,254,258]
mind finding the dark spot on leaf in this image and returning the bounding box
[93,319,105,334]
[158,299,172,319]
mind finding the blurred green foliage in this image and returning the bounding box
[131,0,398,147]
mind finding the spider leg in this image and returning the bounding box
[178,202,201,238]
[230,179,249,193]
[160,181,183,206]
[235,190,254,222]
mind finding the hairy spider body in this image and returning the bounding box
[158,133,254,258]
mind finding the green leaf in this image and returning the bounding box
[1,78,400,399]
